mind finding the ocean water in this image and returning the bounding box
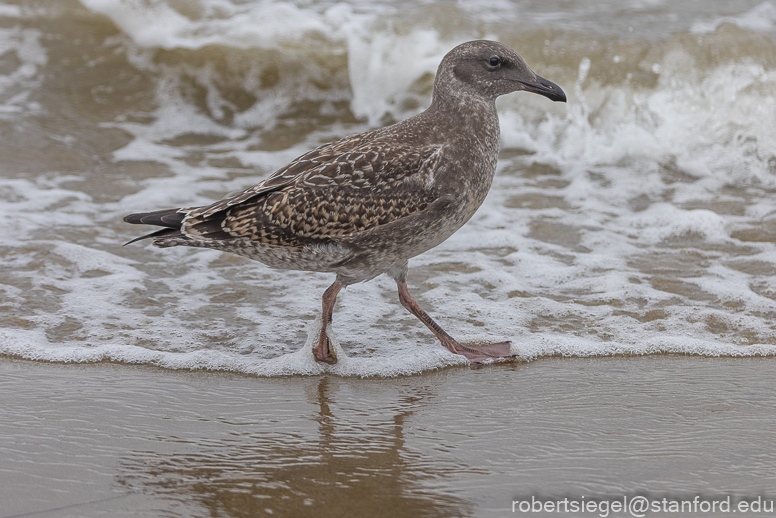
[1,0,776,376]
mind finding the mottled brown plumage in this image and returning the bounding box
[198,144,442,247]
[124,40,566,365]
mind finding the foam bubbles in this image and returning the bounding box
[628,205,729,244]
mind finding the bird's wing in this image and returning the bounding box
[185,156,338,222]
[184,131,387,219]
[182,142,446,247]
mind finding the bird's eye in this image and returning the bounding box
[488,56,502,67]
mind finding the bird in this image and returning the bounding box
[123,40,566,365]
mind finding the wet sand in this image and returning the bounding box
[1,356,774,518]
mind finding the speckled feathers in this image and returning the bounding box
[181,139,444,248]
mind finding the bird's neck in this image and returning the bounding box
[425,90,501,158]
[412,90,501,214]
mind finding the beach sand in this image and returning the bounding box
[2,356,774,517]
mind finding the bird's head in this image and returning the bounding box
[434,40,566,103]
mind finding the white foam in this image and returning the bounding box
[0,316,470,378]
[691,1,776,34]
[0,4,22,17]
[627,204,730,244]
[346,27,467,125]
[501,57,776,187]
[79,0,337,50]
[0,26,46,119]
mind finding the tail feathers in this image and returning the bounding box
[123,208,185,228]
[123,208,186,246]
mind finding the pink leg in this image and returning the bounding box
[314,280,342,364]
[397,281,515,364]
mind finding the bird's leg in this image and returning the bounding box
[396,281,515,364]
[314,279,342,364]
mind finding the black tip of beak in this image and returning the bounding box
[520,74,567,103]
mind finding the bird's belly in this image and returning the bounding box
[157,236,351,273]
[329,197,480,283]
[236,240,353,272]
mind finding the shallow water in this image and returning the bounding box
[2,357,775,517]
[1,0,776,375]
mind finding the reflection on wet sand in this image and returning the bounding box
[118,377,474,517]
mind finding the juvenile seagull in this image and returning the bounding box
[124,40,566,365]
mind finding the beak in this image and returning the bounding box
[518,74,566,103]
